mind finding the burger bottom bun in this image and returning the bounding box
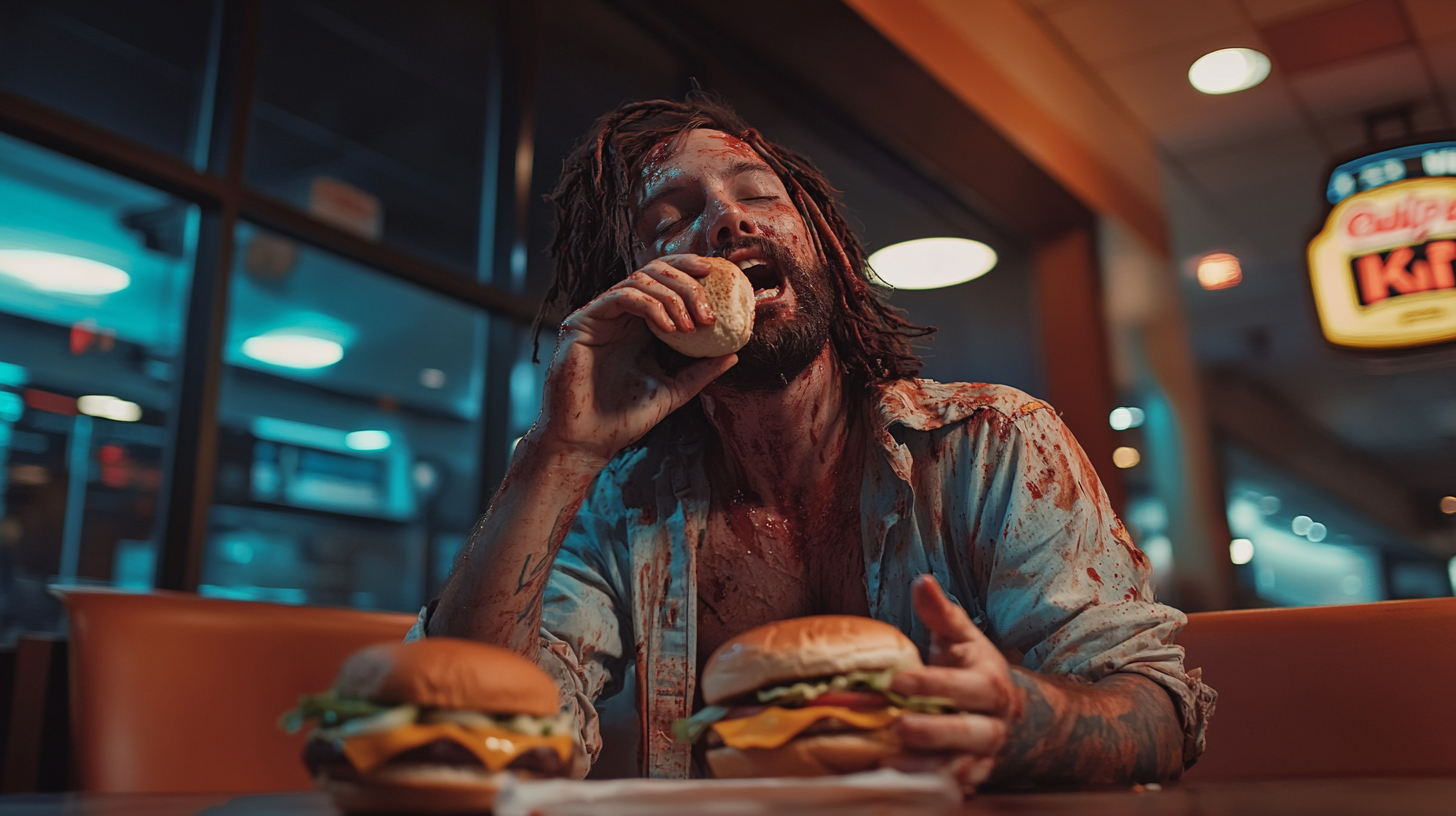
[318,765,506,814]
[706,728,901,779]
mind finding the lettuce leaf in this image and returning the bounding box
[278,690,389,734]
[671,705,731,745]
[756,668,956,714]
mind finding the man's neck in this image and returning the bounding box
[699,345,862,514]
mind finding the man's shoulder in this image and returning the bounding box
[874,378,1054,433]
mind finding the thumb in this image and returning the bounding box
[912,574,985,646]
[665,353,737,407]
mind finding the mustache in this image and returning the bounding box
[707,236,795,267]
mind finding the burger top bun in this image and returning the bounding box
[649,256,754,358]
[333,638,559,717]
[701,615,922,705]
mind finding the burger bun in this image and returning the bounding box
[332,638,558,717]
[319,765,505,814]
[702,615,921,705]
[705,728,901,779]
[649,256,754,358]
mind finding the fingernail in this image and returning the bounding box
[969,762,993,786]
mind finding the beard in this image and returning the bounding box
[708,236,833,392]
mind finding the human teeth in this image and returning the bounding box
[754,287,780,301]
[737,259,766,271]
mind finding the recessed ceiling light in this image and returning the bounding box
[241,332,344,369]
[1196,252,1243,290]
[0,249,131,295]
[344,430,391,451]
[868,237,997,290]
[77,394,142,422]
[1189,48,1271,95]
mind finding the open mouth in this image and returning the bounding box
[735,258,783,302]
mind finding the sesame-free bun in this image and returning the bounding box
[332,638,559,717]
[705,728,901,778]
[701,615,922,705]
[649,256,754,358]
[320,765,506,814]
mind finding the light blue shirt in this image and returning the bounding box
[417,379,1215,778]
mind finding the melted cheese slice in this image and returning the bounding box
[710,706,902,750]
[341,723,574,774]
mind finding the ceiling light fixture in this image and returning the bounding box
[868,237,997,290]
[1189,48,1271,95]
[241,331,344,369]
[0,249,131,296]
[344,430,391,451]
[77,394,142,422]
[1230,538,1254,565]
[1196,252,1243,290]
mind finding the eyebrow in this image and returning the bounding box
[636,159,776,217]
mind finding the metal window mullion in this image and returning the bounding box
[156,0,261,592]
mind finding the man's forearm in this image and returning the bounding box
[990,669,1184,787]
[426,435,603,655]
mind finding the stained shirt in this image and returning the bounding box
[409,379,1216,779]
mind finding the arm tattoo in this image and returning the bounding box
[989,670,1185,787]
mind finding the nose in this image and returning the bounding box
[706,196,758,250]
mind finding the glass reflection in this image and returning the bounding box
[206,223,486,611]
[0,133,194,643]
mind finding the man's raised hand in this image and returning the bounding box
[526,254,736,471]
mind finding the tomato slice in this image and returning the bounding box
[804,691,890,708]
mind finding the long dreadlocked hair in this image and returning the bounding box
[535,94,933,391]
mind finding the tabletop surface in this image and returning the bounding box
[2,777,1454,816]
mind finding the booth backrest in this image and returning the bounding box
[63,588,416,793]
[1178,596,1456,781]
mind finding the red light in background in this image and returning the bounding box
[23,388,77,416]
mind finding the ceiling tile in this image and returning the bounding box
[1421,31,1456,97]
[1404,0,1456,42]
[1045,0,1246,66]
[1290,46,1432,120]
[1258,0,1412,74]
[1242,0,1352,24]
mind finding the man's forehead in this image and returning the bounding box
[638,129,772,193]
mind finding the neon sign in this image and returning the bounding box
[1308,177,1456,349]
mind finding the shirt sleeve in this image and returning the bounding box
[969,404,1217,767]
[535,470,635,776]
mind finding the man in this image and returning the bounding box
[418,96,1215,787]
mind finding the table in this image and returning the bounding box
[2,777,1454,816]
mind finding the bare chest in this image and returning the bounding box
[695,501,869,671]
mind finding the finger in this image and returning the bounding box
[641,260,715,325]
[895,712,1006,756]
[618,271,696,332]
[656,253,717,278]
[891,666,1010,715]
[663,354,738,406]
[567,287,678,336]
[912,574,983,645]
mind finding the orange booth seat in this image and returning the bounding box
[1177,596,1456,781]
[61,588,416,793]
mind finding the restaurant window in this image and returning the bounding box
[205,223,486,612]
[0,0,219,163]
[0,132,195,643]
[1222,443,1451,606]
[245,0,494,273]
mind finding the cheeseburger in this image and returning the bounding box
[281,638,579,813]
[676,615,955,778]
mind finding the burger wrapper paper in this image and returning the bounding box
[493,769,960,816]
